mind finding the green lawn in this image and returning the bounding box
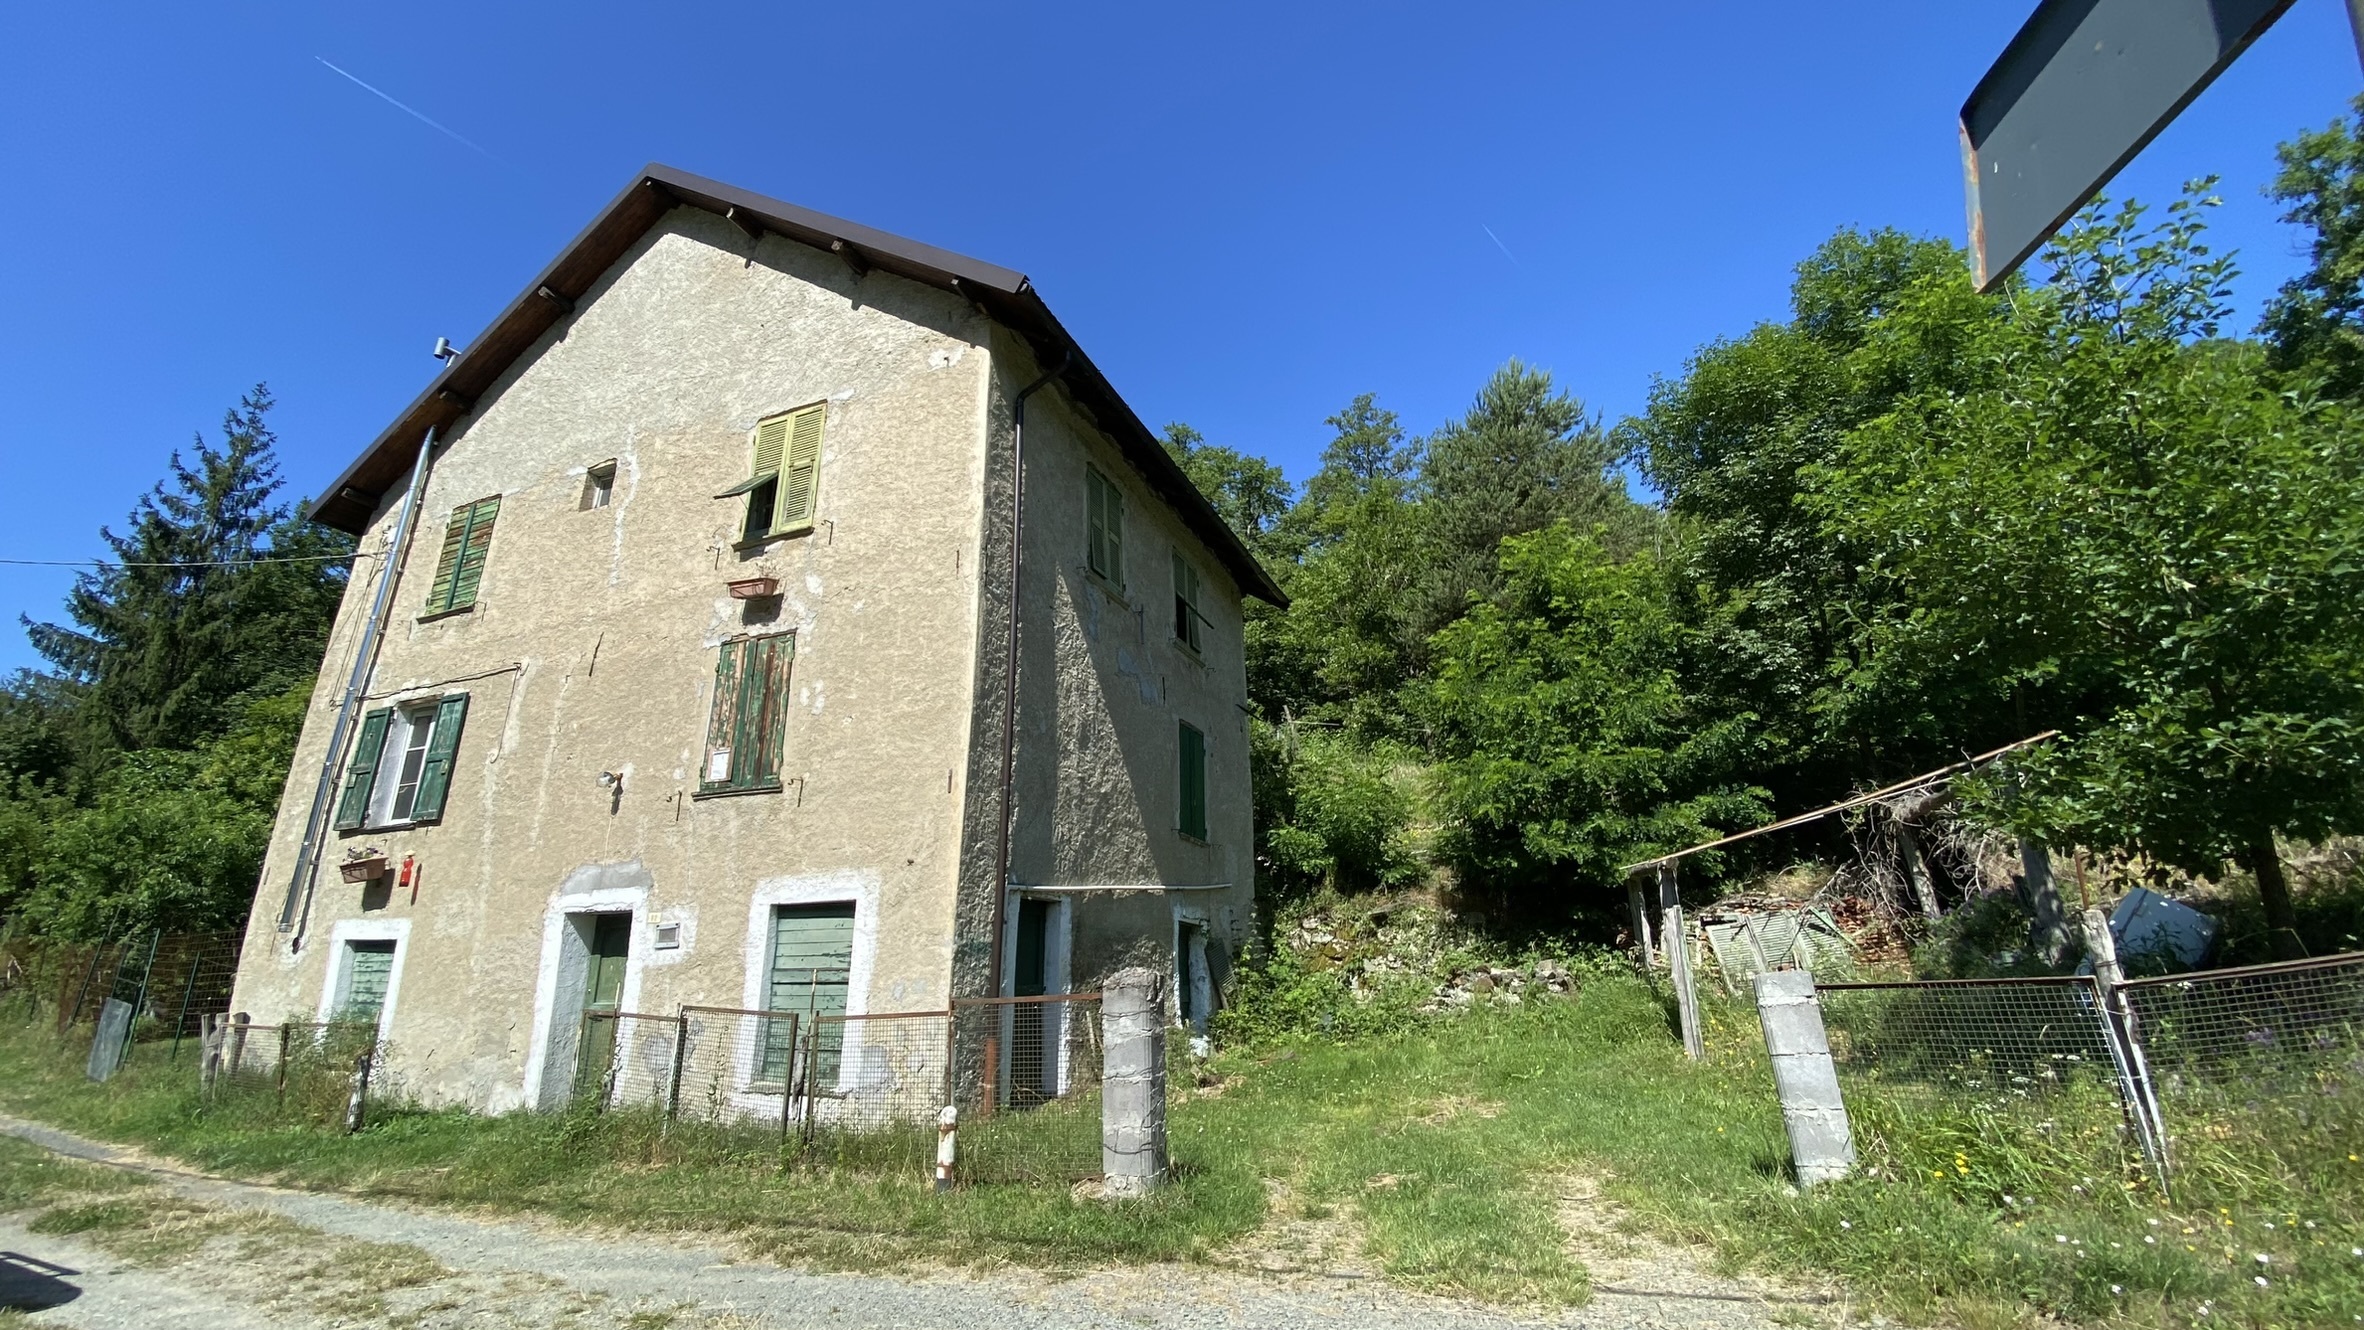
[3,970,2357,1328]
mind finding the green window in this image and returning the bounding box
[763,903,854,1085]
[421,496,500,616]
[717,404,824,542]
[1178,721,1208,840]
[338,941,396,1025]
[333,694,470,830]
[1172,551,1203,653]
[1086,467,1124,587]
[700,633,794,794]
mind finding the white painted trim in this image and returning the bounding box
[1170,900,1214,1033]
[999,889,1075,1095]
[318,917,412,1044]
[733,869,880,1112]
[519,883,648,1111]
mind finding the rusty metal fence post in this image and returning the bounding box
[666,1010,688,1122]
[274,1023,291,1110]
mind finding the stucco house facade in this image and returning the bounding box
[229,165,1283,1113]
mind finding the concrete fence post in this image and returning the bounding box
[1754,970,1856,1187]
[1100,966,1168,1198]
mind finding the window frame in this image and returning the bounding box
[720,404,825,547]
[1085,467,1125,590]
[369,702,441,827]
[1171,551,1205,655]
[584,460,617,510]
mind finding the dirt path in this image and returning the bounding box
[0,1117,1843,1330]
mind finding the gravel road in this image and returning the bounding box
[0,1117,1844,1330]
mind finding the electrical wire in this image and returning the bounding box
[0,551,370,570]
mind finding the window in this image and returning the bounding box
[334,694,472,830]
[700,632,794,795]
[1085,467,1125,588]
[336,940,396,1026]
[1177,721,1207,840]
[421,497,500,616]
[716,404,824,543]
[584,461,616,510]
[1172,551,1204,653]
[763,902,854,1085]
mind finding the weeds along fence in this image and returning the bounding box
[202,1017,385,1129]
[577,993,1104,1185]
[1813,953,2363,1193]
[3,929,246,1064]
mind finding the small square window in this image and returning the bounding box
[584,461,616,510]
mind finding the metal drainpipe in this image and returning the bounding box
[984,349,1069,1000]
[276,420,444,947]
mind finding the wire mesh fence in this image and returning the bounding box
[802,1009,950,1176]
[204,1018,382,1129]
[950,994,1103,1185]
[2118,954,2363,1188]
[668,1005,803,1132]
[1814,953,2364,1190]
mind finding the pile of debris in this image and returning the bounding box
[1419,959,1578,1011]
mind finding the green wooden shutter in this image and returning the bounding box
[702,639,744,788]
[448,497,499,609]
[406,693,470,822]
[421,510,469,613]
[1086,471,1107,577]
[1179,722,1207,839]
[773,404,823,533]
[700,634,795,792]
[752,413,788,479]
[334,709,394,830]
[1105,476,1124,588]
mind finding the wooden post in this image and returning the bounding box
[274,1023,291,1110]
[227,1012,250,1078]
[1659,861,1705,1060]
[1898,822,1942,919]
[343,1046,374,1134]
[199,1014,224,1096]
[978,1035,999,1121]
[1627,877,1656,968]
[665,1011,688,1123]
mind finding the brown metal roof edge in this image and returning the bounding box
[308,163,1286,607]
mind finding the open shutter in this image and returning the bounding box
[702,640,744,788]
[448,498,499,610]
[1179,722,1207,839]
[422,510,469,614]
[406,693,471,822]
[752,413,788,480]
[773,404,824,533]
[1105,478,1124,587]
[334,709,393,830]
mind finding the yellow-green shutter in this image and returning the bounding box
[751,413,788,480]
[773,404,823,534]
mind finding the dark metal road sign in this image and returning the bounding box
[1962,0,2300,292]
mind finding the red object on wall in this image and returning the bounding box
[401,854,419,905]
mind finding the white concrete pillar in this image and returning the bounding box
[1101,966,1167,1197]
[1754,970,1856,1187]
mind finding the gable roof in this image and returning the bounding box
[309,163,1286,606]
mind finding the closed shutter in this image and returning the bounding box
[405,693,470,823]
[1087,469,1125,587]
[341,942,395,1023]
[773,404,824,533]
[334,708,393,830]
[764,902,854,1083]
[1179,722,1207,839]
[700,634,794,792]
[1172,552,1202,650]
[422,497,500,615]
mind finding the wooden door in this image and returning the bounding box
[575,914,631,1099]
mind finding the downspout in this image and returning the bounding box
[276,419,444,947]
[985,348,1069,999]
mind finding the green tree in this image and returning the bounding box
[1160,423,1297,562]
[2262,94,2364,397]
[24,385,351,764]
[1423,526,1767,918]
[1823,189,2364,958]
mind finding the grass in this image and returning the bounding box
[3,969,2360,1328]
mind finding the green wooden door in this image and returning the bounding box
[576,914,632,1099]
[764,904,853,1085]
[340,942,395,1026]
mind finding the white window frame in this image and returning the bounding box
[367,701,442,829]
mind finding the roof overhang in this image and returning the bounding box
[310,163,1286,607]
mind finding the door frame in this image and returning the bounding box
[997,889,1073,1097]
[317,917,411,1044]
[735,871,880,1109]
[522,884,647,1111]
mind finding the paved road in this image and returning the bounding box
[0,1117,1839,1330]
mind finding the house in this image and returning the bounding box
[228,165,1284,1114]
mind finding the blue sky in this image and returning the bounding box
[0,2,2355,674]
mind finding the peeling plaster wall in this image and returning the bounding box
[232,207,994,1110]
[949,329,1256,1004]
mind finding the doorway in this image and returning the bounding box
[573,913,632,1101]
